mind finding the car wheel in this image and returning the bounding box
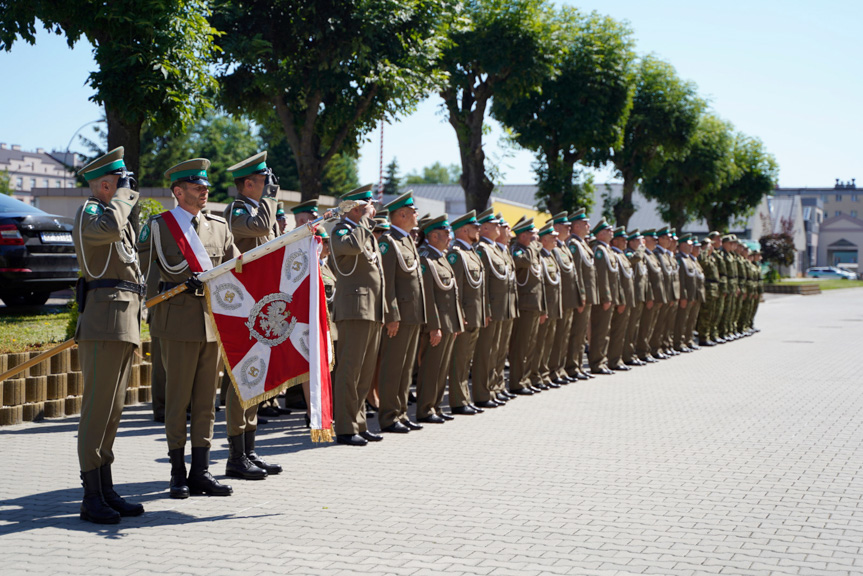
[0,290,51,307]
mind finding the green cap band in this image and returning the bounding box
[426,220,450,233]
[171,168,209,182]
[84,159,126,181]
[344,189,373,202]
[231,161,267,179]
[451,215,477,230]
[388,195,414,212]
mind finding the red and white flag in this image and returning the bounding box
[205,234,334,442]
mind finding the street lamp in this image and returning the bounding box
[62,119,104,185]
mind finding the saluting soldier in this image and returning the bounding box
[534,223,563,388]
[508,218,546,394]
[549,212,585,385]
[416,216,465,422]
[377,191,426,434]
[329,186,386,446]
[139,158,238,499]
[73,147,145,524]
[674,233,698,352]
[447,211,488,415]
[623,230,649,366]
[221,152,282,480]
[608,227,634,371]
[491,216,519,402]
[636,230,666,362]
[588,220,620,375]
[566,209,598,380]
[472,210,511,408]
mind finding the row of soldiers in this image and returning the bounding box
[324,187,764,448]
[68,145,762,525]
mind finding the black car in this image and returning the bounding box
[0,194,79,306]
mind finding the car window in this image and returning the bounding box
[0,194,46,215]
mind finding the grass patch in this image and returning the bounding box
[0,299,150,354]
[775,278,863,291]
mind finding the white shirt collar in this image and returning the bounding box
[424,242,444,257]
[391,223,409,236]
[455,238,473,249]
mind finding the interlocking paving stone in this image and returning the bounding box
[2,290,863,575]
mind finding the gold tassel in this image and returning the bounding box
[310,427,335,443]
[235,254,243,274]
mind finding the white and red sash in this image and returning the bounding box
[161,207,213,272]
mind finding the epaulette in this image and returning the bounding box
[205,213,227,223]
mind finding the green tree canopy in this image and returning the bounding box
[492,8,636,214]
[213,0,453,201]
[604,55,705,228]
[438,0,556,212]
[641,113,735,231]
[404,162,461,185]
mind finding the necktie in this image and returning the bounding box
[191,216,199,232]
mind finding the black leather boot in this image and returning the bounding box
[99,464,144,517]
[245,430,282,475]
[188,447,232,496]
[80,468,121,524]
[225,434,267,480]
[168,448,190,499]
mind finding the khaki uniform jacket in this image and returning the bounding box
[476,237,512,321]
[613,247,635,307]
[593,241,621,305]
[676,252,698,301]
[555,240,585,310]
[627,247,650,304]
[499,241,519,318]
[656,247,680,301]
[512,241,546,312]
[540,248,563,319]
[700,251,721,299]
[329,216,386,323]
[419,244,465,334]
[224,194,278,253]
[448,239,487,330]
[644,249,666,304]
[721,249,738,294]
[379,227,426,325]
[74,190,142,345]
[693,256,707,302]
[139,211,239,343]
[569,236,599,305]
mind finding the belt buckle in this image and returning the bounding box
[193,286,205,297]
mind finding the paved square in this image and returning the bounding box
[2,289,863,575]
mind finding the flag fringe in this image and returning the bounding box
[310,427,335,443]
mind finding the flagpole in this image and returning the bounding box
[145,199,358,309]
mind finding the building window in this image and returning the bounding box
[853,211,858,218]
[836,211,842,217]
[43,179,49,187]
[15,177,22,189]
[836,194,843,202]
[55,180,61,188]
[29,178,36,188]
[853,194,859,202]
[822,195,829,203]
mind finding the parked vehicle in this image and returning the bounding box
[805,266,857,280]
[0,195,79,306]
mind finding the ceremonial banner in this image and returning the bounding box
[206,234,334,441]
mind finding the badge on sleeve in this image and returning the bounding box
[595,249,603,259]
[514,249,524,256]
[337,228,348,236]
[421,264,427,275]
[138,224,151,243]
[233,206,248,217]
[447,253,458,265]
[84,203,103,216]
[379,240,389,255]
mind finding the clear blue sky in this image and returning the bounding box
[0,0,859,188]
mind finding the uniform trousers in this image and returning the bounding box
[162,339,220,450]
[508,310,541,390]
[416,332,457,418]
[535,315,558,384]
[150,335,166,420]
[472,320,502,403]
[623,301,643,363]
[649,303,669,354]
[566,306,591,377]
[449,326,480,407]
[377,323,421,428]
[333,320,381,435]
[77,340,135,472]
[685,300,701,346]
[550,309,574,380]
[673,302,691,349]
[637,302,660,359]
[226,384,258,437]
[588,304,614,372]
[607,306,630,368]
[495,318,514,394]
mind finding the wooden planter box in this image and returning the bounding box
[763,283,822,295]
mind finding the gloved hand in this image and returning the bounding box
[185,275,204,292]
[117,170,138,191]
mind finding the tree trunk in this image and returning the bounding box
[442,89,495,214]
[105,105,142,232]
[615,174,637,229]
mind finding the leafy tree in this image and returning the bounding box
[492,8,636,214]
[213,0,453,201]
[604,55,704,228]
[641,113,734,231]
[381,159,402,197]
[438,0,555,212]
[696,134,779,232]
[405,162,461,185]
[0,0,219,178]
[0,170,11,195]
[760,219,795,281]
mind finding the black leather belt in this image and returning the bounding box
[706,279,719,284]
[160,281,204,297]
[84,279,145,297]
